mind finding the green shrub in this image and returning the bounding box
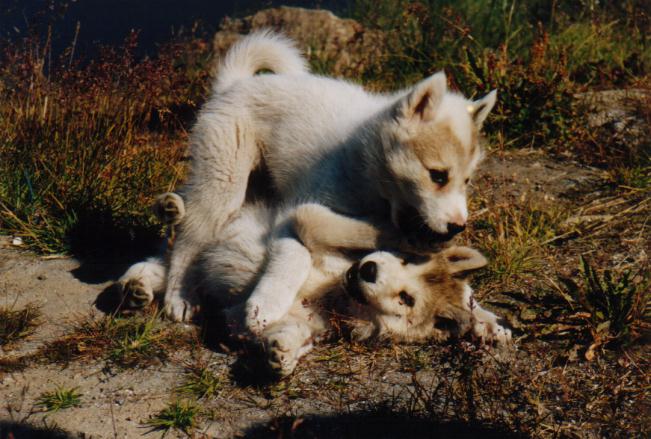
[560,256,650,356]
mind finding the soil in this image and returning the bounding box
[1,150,648,439]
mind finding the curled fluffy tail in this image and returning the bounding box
[213,30,308,93]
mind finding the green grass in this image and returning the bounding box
[0,303,41,347]
[37,386,82,412]
[559,257,650,357]
[349,0,649,156]
[471,203,568,287]
[145,400,200,435]
[177,363,227,399]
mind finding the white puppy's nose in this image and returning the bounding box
[447,209,467,228]
[446,222,466,236]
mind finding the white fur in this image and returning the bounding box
[214,30,309,94]
[117,257,166,309]
[147,32,496,326]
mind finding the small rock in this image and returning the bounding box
[11,237,23,246]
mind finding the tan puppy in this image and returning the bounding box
[117,196,510,376]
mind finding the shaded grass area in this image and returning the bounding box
[0,420,78,439]
[181,337,649,437]
[243,410,527,439]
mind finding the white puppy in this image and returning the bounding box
[141,32,497,333]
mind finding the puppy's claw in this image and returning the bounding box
[164,297,197,322]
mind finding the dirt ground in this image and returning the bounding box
[1,150,648,438]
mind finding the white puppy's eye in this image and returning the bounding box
[464,178,470,185]
[429,169,448,186]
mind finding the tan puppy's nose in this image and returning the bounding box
[359,261,378,283]
[447,222,466,237]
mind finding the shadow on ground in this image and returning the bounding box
[65,205,164,285]
[243,410,526,438]
[0,421,78,439]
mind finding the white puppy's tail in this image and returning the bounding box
[213,30,308,93]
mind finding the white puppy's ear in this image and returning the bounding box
[468,90,497,128]
[398,71,447,122]
[443,246,487,277]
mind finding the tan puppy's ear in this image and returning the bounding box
[442,246,487,277]
[398,71,447,122]
[468,90,497,129]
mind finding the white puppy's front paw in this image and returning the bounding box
[120,278,154,309]
[164,296,197,322]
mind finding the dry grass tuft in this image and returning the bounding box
[469,202,568,289]
[37,309,194,369]
[0,303,41,347]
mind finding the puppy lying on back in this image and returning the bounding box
[118,195,510,376]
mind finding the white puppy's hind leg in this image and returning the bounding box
[163,244,201,322]
[118,257,166,309]
[263,319,313,377]
[245,237,312,334]
[163,114,261,322]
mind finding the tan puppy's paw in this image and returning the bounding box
[472,308,512,346]
[266,340,299,377]
[264,332,301,377]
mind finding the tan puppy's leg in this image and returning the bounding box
[293,203,401,253]
[471,303,512,345]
